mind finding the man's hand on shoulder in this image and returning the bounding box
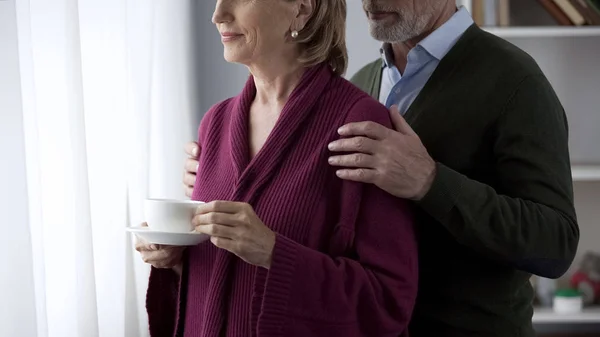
[183,141,200,198]
[328,105,436,200]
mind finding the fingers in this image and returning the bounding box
[390,105,416,136]
[328,153,376,169]
[195,200,244,215]
[185,158,199,174]
[185,141,200,158]
[327,136,378,154]
[135,239,159,252]
[135,222,185,268]
[141,249,178,268]
[336,121,388,140]
[195,223,237,240]
[185,186,194,198]
[210,236,235,251]
[183,158,198,197]
[193,210,243,226]
[137,245,184,268]
[335,168,378,184]
[135,223,160,251]
[183,172,196,188]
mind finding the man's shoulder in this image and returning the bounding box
[349,59,381,93]
[350,59,381,81]
[467,27,544,78]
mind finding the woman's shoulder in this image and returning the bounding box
[203,97,236,122]
[197,97,236,142]
[327,76,393,129]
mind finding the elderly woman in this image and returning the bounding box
[137,0,417,336]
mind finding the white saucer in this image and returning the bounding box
[126,226,209,246]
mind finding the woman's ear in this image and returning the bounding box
[291,0,315,32]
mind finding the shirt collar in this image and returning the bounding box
[380,6,474,68]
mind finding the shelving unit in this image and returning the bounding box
[572,166,600,182]
[533,306,600,324]
[484,26,600,38]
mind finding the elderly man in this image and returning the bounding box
[183,1,579,336]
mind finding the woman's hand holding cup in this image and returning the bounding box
[135,223,185,275]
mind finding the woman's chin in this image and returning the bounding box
[223,51,247,65]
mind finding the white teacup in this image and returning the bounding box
[144,198,204,233]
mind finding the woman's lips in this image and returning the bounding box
[220,33,243,42]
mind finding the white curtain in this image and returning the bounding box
[11,0,198,336]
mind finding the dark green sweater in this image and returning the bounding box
[351,25,579,337]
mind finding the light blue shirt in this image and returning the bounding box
[379,7,474,113]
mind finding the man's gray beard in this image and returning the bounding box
[367,14,430,43]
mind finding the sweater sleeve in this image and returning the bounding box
[257,97,418,336]
[417,74,579,279]
[260,186,417,336]
[146,267,185,337]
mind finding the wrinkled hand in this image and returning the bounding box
[193,201,276,269]
[135,223,185,275]
[183,141,200,198]
[328,105,436,200]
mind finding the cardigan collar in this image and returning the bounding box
[228,63,333,203]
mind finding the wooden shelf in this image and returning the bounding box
[533,306,600,324]
[572,165,600,182]
[484,26,600,38]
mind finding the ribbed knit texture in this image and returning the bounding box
[145,63,419,337]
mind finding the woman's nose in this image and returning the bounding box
[212,0,233,24]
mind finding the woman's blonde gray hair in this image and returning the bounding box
[292,0,348,76]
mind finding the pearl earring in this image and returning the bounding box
[291,30,299,39]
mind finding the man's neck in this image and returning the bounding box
[391,6,457,73]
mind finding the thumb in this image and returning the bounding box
[185,141,200,158]
[389,105,415,136]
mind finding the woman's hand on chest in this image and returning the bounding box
[192,201,276,269]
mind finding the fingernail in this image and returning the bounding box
[337,128,344,134]
[150,244,158,250]
[328,143,334,150]
[192,147,199,157]
[328,157,334,164]
[195,163,199,172]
